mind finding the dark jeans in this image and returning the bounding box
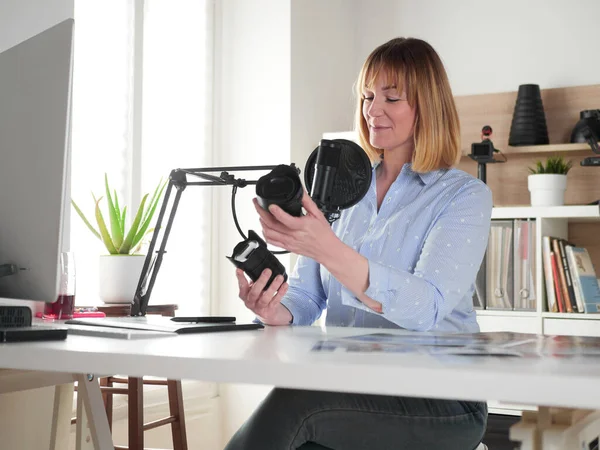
[224,388,487,450]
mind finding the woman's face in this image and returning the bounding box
[362,76,416,154]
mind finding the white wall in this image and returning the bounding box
[289,0,359,277]
[213,0,291,445]
[0,387,57,450]
[351,0,600,96]
[290,0,357,167]
[213,0,291,341]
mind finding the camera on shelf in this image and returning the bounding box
[468,125,506,185]
[469,125,498,163]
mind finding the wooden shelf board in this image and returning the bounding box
[476,310,537,317]
[542,312,600,320]
[492,205,600,221]
[323,131,597,157]
[461,142,598,157]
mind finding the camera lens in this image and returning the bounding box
[255,164,303,216]
[227,230,288,289]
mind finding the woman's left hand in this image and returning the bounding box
[254,191,338,263]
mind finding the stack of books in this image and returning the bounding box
[542,236,600,314]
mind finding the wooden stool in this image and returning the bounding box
[100,376,187,450]
[80,304,188,450]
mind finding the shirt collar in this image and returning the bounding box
[374,161,445,186]
[413,166,446,185]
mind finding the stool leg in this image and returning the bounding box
[167,380,188,450]
[128,377,144,450]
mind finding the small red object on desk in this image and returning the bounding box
[36,310,106,320]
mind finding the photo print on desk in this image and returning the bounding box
[311,332,600,359]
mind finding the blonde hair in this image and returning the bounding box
[355,38,461,172]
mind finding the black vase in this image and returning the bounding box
[508,84,550,146]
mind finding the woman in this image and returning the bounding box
[225,37,492,450]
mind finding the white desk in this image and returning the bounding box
[1,325,600,449]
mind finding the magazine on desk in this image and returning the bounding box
[311,332,600,358]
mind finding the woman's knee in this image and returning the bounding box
[224,388,315,450]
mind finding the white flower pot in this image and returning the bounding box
[527,174,567,207]
[98,254,146,304]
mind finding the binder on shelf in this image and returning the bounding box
[513,219,536,311]
[485,220,514,310]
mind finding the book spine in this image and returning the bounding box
[552,238,572,313]
[559,239,579,313]
[551,252,565,313]
[542,236,556,312]
[573,247,600,313]
[565,246,585,313]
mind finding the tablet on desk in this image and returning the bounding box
[65,315,264,334]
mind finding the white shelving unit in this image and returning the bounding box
[478,205,600,337]
[323,131,600,337]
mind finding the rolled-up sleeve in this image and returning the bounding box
[280,255,327,325]
[341,180,492,331]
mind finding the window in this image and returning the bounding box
[71,0,213,314]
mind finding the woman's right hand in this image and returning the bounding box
[236,268,292,326]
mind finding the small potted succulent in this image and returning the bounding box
[72,174,166,303]
[527,156,573,206]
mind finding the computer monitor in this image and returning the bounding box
[0,19,74,304]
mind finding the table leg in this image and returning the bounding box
[49,383,74,450]
[75,374,113,450]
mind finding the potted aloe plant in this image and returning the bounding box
[528,156,573,207]
[72,174,166,303]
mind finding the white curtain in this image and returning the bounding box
[70,0,213,314]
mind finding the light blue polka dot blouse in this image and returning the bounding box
[280,161,493,333]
